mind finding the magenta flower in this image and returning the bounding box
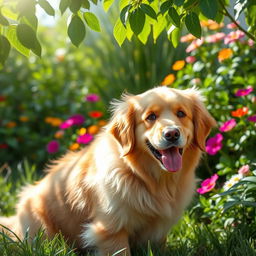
[77,133,93,144]
[186,56,196,63]
[235,86,253,97]
[248,115,256,122]
[197,174,219,194]
[206,133,223,155]
[85,94,100,102]
[60,114,85,129]
[219,119,237,132]
[224,30,245,44]
[47,140,59,154]
[238,165,250,176]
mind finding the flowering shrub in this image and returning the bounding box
[161,19,256,227]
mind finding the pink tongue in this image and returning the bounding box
[160,147,182,172]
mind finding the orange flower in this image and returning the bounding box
[19,116,29,122]
[180,34,196,42]
[69,143,80,151]
[6,121,17,128]
[172,60,185,71]
[54,130,64,139]
[88,125,100,135]
[218,48,233,62]
[98,120,107,127]
[45,117,63,126]
[89,111,103,118]
[161,74,176,86]
[201,20,224,30]
[231,107,249,117]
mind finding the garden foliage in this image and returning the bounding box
[0,0,256,65]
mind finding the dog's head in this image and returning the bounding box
[108,87,216,173]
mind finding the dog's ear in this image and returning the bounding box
[107,95,136,156]
[186,88,216,151]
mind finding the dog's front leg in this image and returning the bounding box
[82,222,131,256]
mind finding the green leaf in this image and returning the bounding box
[184,0,198,9]
[68,14,86,47]
[170,27,180,48]
[103,0,115,12]
[82,0,90,9]
[199,0,218,20]
[174,0,185,6]
[84,12,101,32]
[38,0,55,16]
[22,13,38,30]
[59,0,70,15]
[138,16,151,44]
[69,0,82,13]
[16,23,41,57]
[113,18,127,46]
[140,4,157,20]
[120,4,131,27]
[160,0,173,14]
[0,11,9,26]
[152,14,166,42]
[168,7,180,27]
[185,12,201,38]
[6,25,30,57]
[2,7,18,20]
[129,8,145,35]
[0,35,10,65]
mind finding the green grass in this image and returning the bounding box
[1,162,256,256]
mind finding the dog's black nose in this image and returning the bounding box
[163,127,180,142]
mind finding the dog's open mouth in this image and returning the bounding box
[146,140,183,172]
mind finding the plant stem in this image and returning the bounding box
[218,0,256,41]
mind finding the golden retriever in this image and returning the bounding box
[0,87,216,255]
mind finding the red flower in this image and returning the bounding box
[231,107,249,117]
[0,143,8,149]
[89,111,103,118]
[0,95,6,102]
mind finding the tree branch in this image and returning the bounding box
[218,0,256,42]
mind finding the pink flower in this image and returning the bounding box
[85,94,100,102]
[206,32,225,43]
[77,133,94,144]
[186,56,196,63]
[186,39,204,53]
[235,86,253,97]
[60,114,85,129]
[248,39,254,47]
[224,30,245,44]
[206,133,223,155]
[227,22,239,29]
[238,165,250,176]
[248,115,256,122]
[47,140,59,154]
[219,119,237,132]
[197,174,219,194]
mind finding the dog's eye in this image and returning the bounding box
[177,110,186,118]
[146,113,157,121]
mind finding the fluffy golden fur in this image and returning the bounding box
[0,87,216,255]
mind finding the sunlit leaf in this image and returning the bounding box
[38,0,55,16]
[84,12,101,32]
[6,25,30,57]
[113,18,127,46]
[103,0,115,12]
